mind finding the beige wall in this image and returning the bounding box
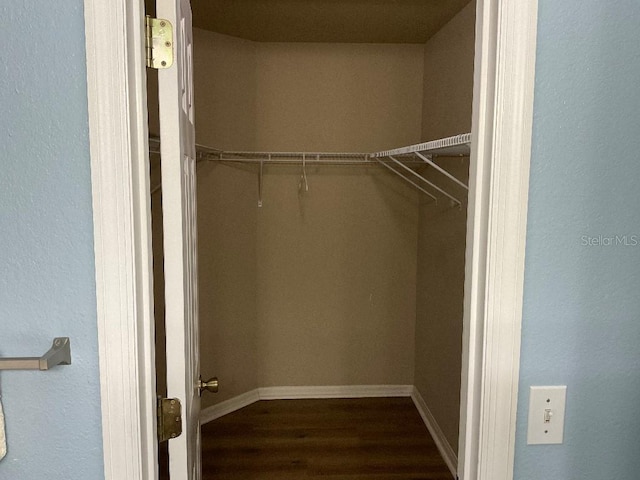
[193,29,257,150]
[421,1,475,141]
[192,30,260,407]
[251,42,423,387]
[187,34,424,401]
[255,43,424,152]
[415,1,475,453]
[256,167,419,387]
[198,161,259,407]
[414,160,469,450]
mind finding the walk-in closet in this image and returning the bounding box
[148,1,477,478]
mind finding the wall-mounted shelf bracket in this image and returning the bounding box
[389,154,461,205]
[0,337,72,371]
[371,133,471,208]
[373,156,438,203]
[414,152,469,191]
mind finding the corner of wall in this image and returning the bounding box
[421,0,476,141]
[414,0,476,454]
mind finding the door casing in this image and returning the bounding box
[83,0,538,478]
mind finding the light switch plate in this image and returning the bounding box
[527,385,567,445]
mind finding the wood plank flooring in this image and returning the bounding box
[199,397,453,480]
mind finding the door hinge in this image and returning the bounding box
[157,396,182,442]
[145,16,174,69]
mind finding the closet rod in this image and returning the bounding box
[151,134,471,160]
[198,150,373,164]
[202,157,425,166]
[204,150,366,157]
[148,133,471,204]
[204,157,378,166]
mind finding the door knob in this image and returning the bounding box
[198,375,219,396]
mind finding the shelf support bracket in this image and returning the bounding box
[386,155,462,206]
[414,152,469,190]
[373,157,438,203]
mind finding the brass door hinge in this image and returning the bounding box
[157,397,182,442]
[145,16,174,69]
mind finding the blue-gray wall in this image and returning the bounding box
[0,2,104,479]
[515,1,640,478]
[2,1,638,479]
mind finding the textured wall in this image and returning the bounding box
[191,30,259,408]
[192,30,257,151]
[0,2,104,479]
[421,1,475,141]
[414,1,475,454]
[515,1,640,478]
[414,161,469,452]
[256,165,419,387]
[252,42,423,388]
[255,42,425,152]
[184,36,424,396]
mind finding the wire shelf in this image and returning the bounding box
[148,133,471,206]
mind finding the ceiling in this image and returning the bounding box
[184,0,471,44]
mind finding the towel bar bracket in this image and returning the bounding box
[0,337,72,371]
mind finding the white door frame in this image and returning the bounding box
[457,1,538,478]
[84,1,158,479]
[83,0,538,479]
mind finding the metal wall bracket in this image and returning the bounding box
[0,337,71,371]
[157,397,182,442]
[145,16,174,69]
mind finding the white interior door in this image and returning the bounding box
[156,0,200,478]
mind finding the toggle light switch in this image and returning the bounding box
[527,386,567,445]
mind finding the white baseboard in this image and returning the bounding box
[200,384,413,424]
[258,384,414,400]
[411,387,457,479]
[200,389,260,424]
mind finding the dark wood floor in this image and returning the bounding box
[200,397,453,480]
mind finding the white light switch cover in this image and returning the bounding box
[527,386,567,445]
